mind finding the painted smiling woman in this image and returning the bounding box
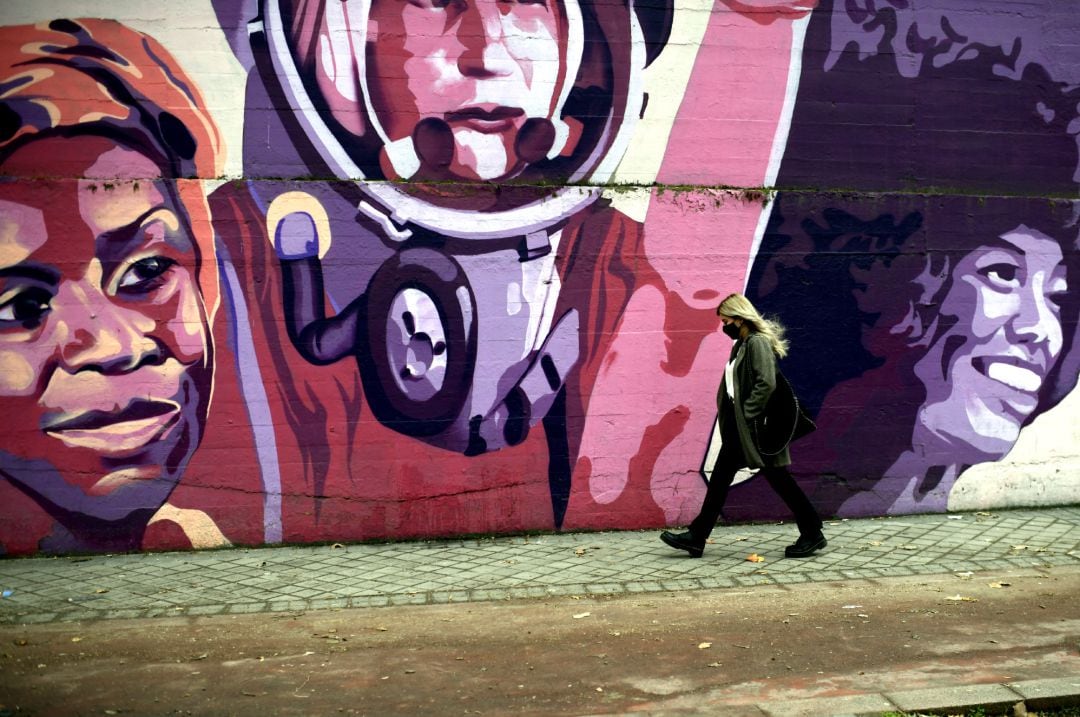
[727,3,1080,521]
[0,19,222,553]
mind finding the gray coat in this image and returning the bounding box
[717,332,792,469]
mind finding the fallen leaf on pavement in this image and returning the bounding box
[574,548,586,556]
[746,554,765,563]
[988,582,1011,588]
[698,642,712,649]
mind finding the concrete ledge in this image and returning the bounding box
[758,693,895,717]
[885,684,1022,715]
[755,679,1080,717]
[1007,677,1080,711]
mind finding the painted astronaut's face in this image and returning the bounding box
[366,0,565,180]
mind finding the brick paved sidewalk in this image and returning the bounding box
[2,506,1078,626]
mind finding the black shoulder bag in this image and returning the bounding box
[753,371,816,457]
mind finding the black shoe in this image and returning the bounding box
[660,530,705,558]
[785,532,827,558]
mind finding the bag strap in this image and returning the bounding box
[756,370,802,456]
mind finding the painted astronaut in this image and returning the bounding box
[214,0,668,454]
[206,0,685,538]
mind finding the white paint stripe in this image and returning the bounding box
[744,13,811,285]
[219,247,283,543]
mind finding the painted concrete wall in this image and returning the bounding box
[0,0,1076,554]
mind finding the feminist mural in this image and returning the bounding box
[0,0,1076,554]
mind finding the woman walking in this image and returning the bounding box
[660,294,826,558]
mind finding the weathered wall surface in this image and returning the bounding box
[0,0,1076,554]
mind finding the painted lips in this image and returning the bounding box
[444,106,524,133]
[42,399,182,457]
[972,356,1045,394]
[970,356,1046,421]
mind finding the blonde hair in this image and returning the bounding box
[717,293,789,358]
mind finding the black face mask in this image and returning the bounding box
[722,322,741,340]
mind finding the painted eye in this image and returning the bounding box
[117,256,177,294]
[0,287,53,328]
[979,262,1020,288]
[1046,279,1068,312]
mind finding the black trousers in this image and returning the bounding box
[689,404,822,541]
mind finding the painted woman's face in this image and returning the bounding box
[913,224,1068,462]
[0,136,211,525]
[367,0,564,181]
